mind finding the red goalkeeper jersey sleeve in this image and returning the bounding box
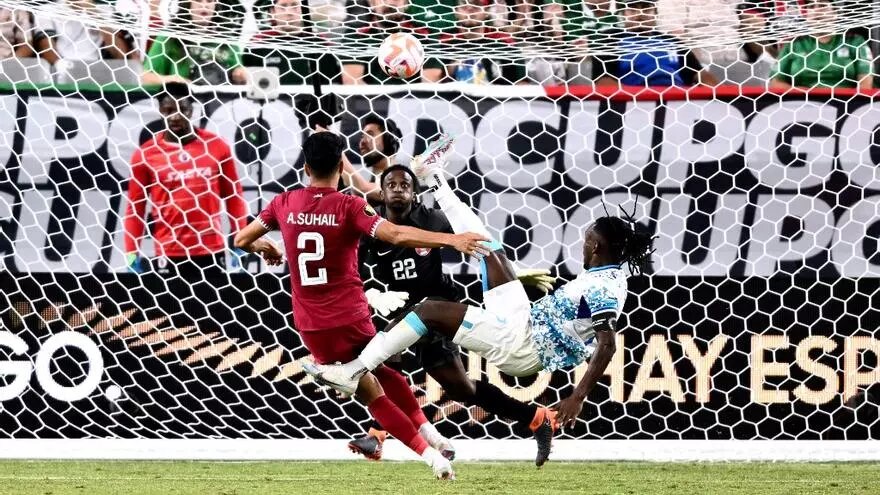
[258,187,384,331]
[124,129,248,258]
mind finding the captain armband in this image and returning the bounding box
[591,312,618,333]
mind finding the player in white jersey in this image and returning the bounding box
[304,134,654,430]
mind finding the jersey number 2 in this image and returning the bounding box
[297,232,327,286]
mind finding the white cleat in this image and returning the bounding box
[301,360,364,398]
[411,133,455,186]
[437,438,456,461]
[429,452,456,480]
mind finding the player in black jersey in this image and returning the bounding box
[348,164,560,466]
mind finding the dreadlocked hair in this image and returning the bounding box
[594,205,655,275]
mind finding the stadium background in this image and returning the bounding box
[0,0,879,462]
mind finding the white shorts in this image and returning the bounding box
[451,281,542,377]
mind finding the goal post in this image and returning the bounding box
[1,0,880,461]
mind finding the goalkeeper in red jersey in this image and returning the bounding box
[233,131,487,479]
[123,82,249,327]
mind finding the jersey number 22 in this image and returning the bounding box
[392,258,417,280]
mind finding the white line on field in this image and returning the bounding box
[0,476,862,483]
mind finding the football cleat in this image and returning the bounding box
[429,452,456,480]
[437,438,456,461]
[531,407,558,467]
[302,360,364,397]
[411,133,455,189]
[348,430,384,461]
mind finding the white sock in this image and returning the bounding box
[419,423,448,450]
[432,180,493,240]
[358,313,429,370]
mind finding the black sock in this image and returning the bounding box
[472,380,538,426]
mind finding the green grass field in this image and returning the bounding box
[1,461,878,495]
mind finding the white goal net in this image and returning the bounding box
[0,0,879,461]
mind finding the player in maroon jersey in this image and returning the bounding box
[233,131,487,479]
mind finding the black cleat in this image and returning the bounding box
[532,408,558,467]
[348,434,383,461]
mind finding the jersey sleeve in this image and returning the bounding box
[348,195,384,238]
[577,285,619,319]
[14,10,32,44]
[217,146,249,232]
[257,193,282,231]
[123,148,152,253]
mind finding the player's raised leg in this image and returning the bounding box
[412,134,522,293]
[411,137,558,463]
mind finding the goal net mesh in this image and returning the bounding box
[0,0,879,449]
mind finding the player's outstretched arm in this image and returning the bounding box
[122,152,152,273]
[374,221,490,257]
[554,318,618,427]
[233,220,284,266]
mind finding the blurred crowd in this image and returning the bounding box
[0,0,875,88]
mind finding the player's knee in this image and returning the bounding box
[409,299,437,318]
[410,300,464,334]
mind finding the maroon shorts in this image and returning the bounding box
[299,317,377,364]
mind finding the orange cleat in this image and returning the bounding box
[529,407,558,467]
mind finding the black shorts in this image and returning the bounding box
[149,253,226,281]
[414,332,460,371]
[377,297,461,371]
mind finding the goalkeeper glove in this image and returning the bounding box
[364,288,410,317]
[515,267,556,294]
[125,252,144,274]
[229,247,248,272]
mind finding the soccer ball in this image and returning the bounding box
[377,33,425,79]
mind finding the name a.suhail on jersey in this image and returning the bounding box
[286,212,339,226]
